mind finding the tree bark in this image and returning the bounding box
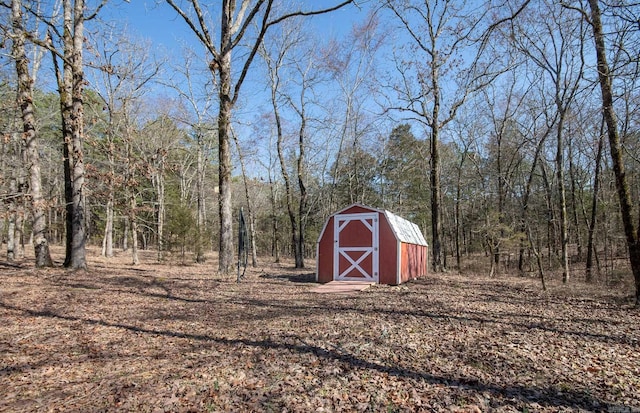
[276,116,301,269]
[101,117,116,258]
[568,137,582,262]
[556,110,570,283]
[588,0,640,306]
[296,118,307,269]
[124,128,139,265]
[7,176,19,262]
[11,0,53,267]
[430,79,443,272]
[102,198,114,257]
[196,132,206,263]
[269,174,280,263]
[154,150,166,262]
[586,128,604,282]
[218,61,234,273]
[54,0,87,269]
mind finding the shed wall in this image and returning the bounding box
[400,242,428,283]
[316,203,428,285]
[317,215,335,283]
[378,214,399,285]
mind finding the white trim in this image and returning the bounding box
[315,238,320,283]
[396,239,401,285]
[333,212,379,282]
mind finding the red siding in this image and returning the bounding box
[378,214,399,285]
[316,203,428,285]
[317,216,334,283]
[400,243,428,283]
[340,205,374,215]
[339,219,373,247]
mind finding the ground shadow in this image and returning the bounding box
[0,300,617,412]
[259,272,316,283]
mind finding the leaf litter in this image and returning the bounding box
[1,250,639,412]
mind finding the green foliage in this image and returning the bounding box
[165,201,196,262]
[331,144,381,207]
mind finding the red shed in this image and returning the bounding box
[316,203,428,285]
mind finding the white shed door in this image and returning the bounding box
[333,213,379,282]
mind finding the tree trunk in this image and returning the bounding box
[217,30,234,273]
[155,151,166,262]
[7,176,18,262]
[455,160,462,270]
[233,132,258,267]
[295,107,307,269]
[277,123,301,269]
[568,137,582,262]
[102,198,114,257]
[269,175,280,263]
[125,131,138,265]
[430,117,443,272]
[519,128,548,273]
[55,0,87,269]
[586,129,604,282]
[526,224,546,291]
[14,179,25,261]
[588,0,640,306]
[556,111,570,283]
[69,0,87,269]
[11,0,53,267]
[196,133,206,263]
[540,161,555,267]
[102,129,116,258]
[123,216,129,251]
[131,195,139,265]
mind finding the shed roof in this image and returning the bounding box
[383,210,428,246]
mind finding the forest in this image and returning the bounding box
[1,0,640,305]
[2,1,640,411]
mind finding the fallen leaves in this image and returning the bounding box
[1,249,639,412]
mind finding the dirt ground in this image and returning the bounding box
[1,247,639,412]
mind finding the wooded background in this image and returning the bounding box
[1,0,639,303]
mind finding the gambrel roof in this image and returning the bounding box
[383,210,428,246]
[331,203,428,246]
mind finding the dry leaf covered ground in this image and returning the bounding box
[1,248,639,412]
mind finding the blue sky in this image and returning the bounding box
[92,1,380,177]
[104,1,372,57]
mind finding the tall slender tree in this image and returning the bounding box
[45,0,107,268]
[10,0,53,267]
[164,0,354,273]
[383,0,502,271]
[586,0,640,305]
[511,0,586,283]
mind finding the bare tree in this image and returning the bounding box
[89,32,160,264]
[10,0,53,267]
[165,49,216,264]
[480,73,528,272]
[585,0,640,305]
[138,111,184,261]
[321,12,384,213]
[164,0,354,273]
[231,127,258,267]
[586,120,605,282]
[260,21,300,267]
[510,0,586,283]
[40,0,108,269]
[383,0,513,271]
